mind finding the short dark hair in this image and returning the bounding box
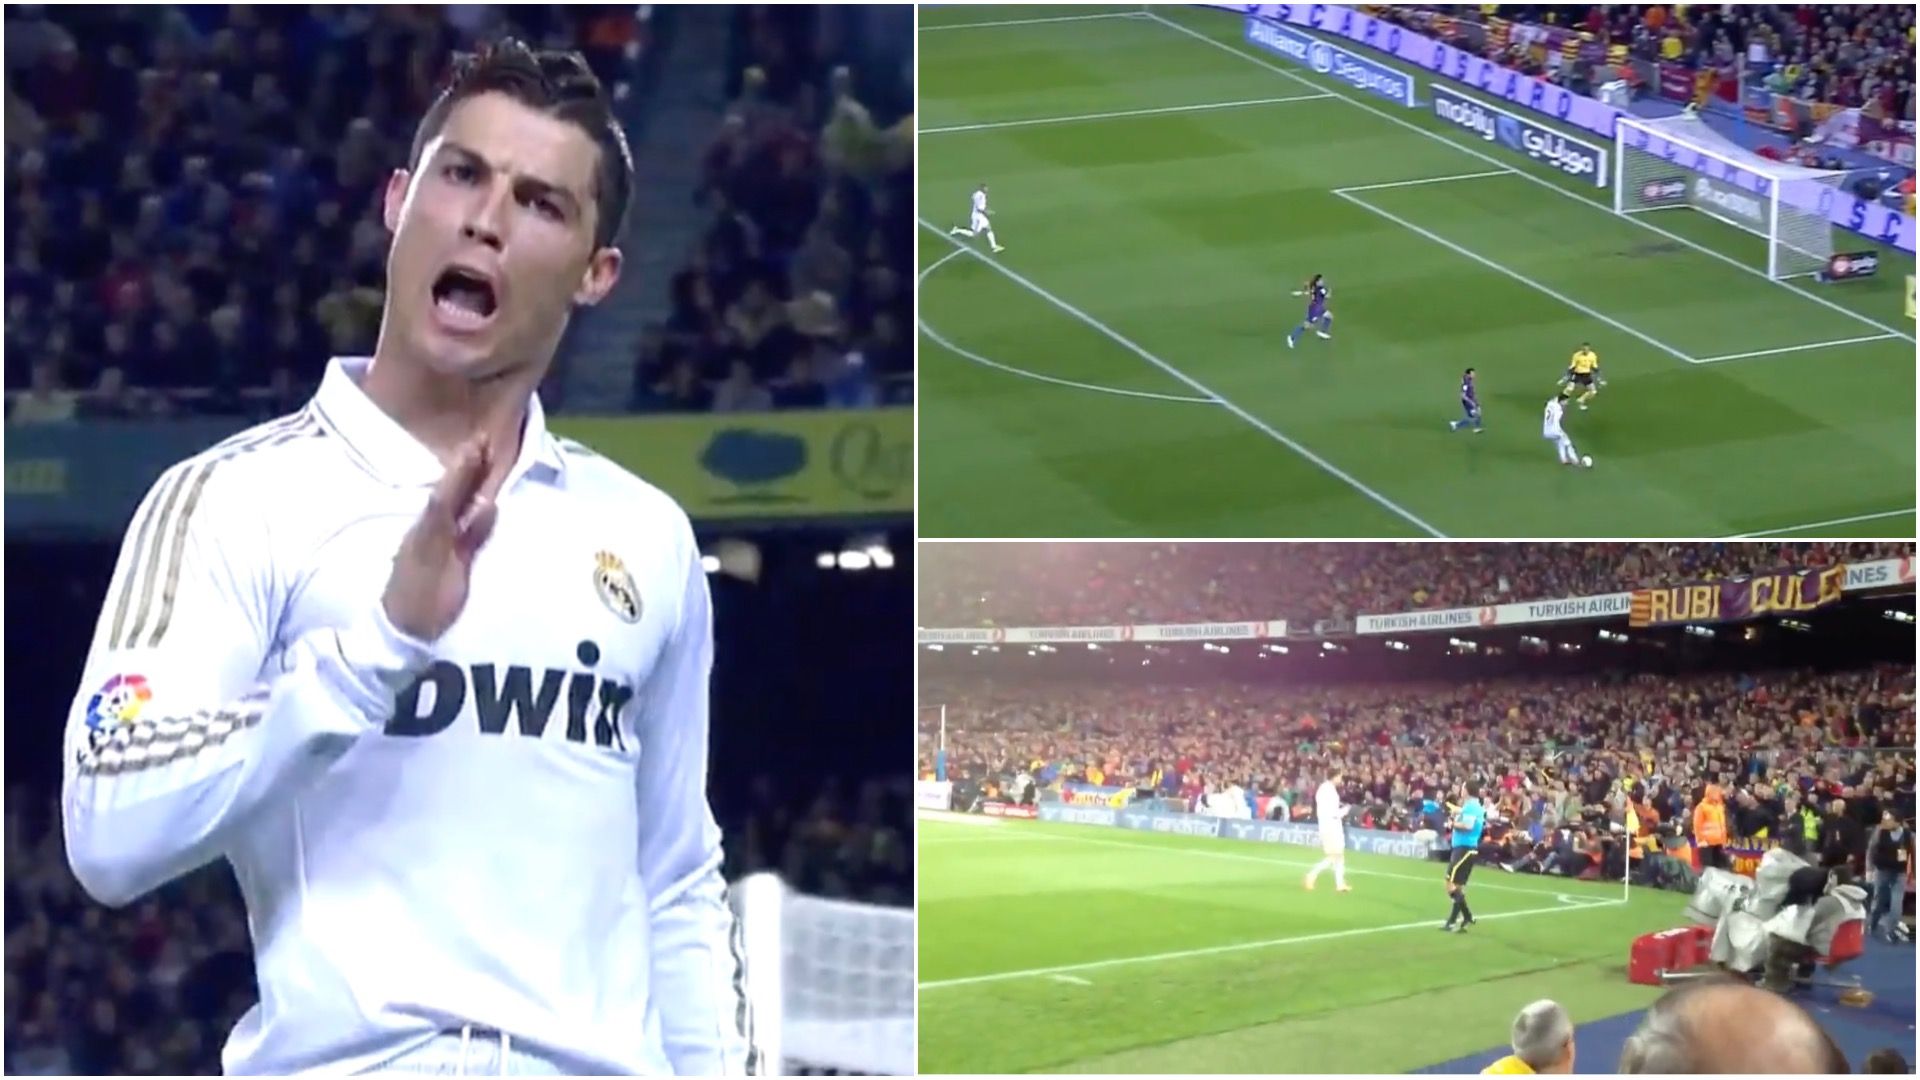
[408,38,633,249]
[1864,1048,1909,1073]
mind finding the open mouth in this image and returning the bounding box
[430,266,499,331]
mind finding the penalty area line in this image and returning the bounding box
[1143,8,1914,346]
[918,248,1218,405]
[1332,170,1512,193]
[917,218,1450,538]
[1692,332,1903,364]
[1724,508,1916,539]
[1333,188,1697,365]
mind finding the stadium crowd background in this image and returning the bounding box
[4,3,911,422]
[1368,4,1915,209]
[1383,3,1914,121]
[4,5,910,1075]
[919,541,1913,628]
[923,666,1914,884]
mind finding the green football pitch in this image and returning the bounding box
[918,814,1691,1074]
[917,6,1917,539]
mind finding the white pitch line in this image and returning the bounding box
[1693,332,1902,364]
[1725,508,1915,538]
[920,897,1623,990]
[987,826,1617,900]
[922,11,1147,31]
[1048,974,1093,986]
[917,218,1449,537]
[1146,10,1917,347]
[1334,188,1697,365]
[921,93,1331,135]
[1332,170,1511,193]
[918,248,1218,405]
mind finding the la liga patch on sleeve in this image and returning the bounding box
[85,673,154,736]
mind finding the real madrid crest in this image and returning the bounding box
[593,550,643,624]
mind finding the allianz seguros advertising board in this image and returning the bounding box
[1246,16,1416,107]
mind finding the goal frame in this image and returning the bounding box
[1611,113,1839,281]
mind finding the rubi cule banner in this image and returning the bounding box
[1628,565,1848,628]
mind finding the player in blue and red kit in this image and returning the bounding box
[1449,367,1483,432]
[1285,274,1333,348]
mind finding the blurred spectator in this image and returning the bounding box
[6,5,908,422]
[634,6,911,414]
[10,359,78,424]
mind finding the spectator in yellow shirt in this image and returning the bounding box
[1484,999,1576,1074]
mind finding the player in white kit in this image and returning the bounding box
[1542,390,1585,467]
[1304,767,1352,892]
[61,41,754,1076]
[948,183,1004,252]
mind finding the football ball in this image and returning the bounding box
[1581,455,1594,468]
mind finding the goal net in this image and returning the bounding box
[1613,113,1848,280]
[731,873,915,1075]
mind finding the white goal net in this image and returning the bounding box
[732,873,915,1075]
[1613,113,1848,280]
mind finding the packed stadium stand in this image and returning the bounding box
[1379,4,1913,117]
[921,541,1914,1073]
[3,4,912,420]
[923,666,1914,883]
[919,541,1913,627]
[1366,4,1913,208]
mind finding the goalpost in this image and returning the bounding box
[732,873,915,1075]
[1613,112,1850,280]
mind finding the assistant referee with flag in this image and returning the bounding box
[1443,785,1488,932]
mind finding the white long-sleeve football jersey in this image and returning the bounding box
[1316,780,1347,824]
[1542,398,1566,439]
[62,356,752,1076]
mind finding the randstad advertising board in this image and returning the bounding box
[1037,803,1433,859]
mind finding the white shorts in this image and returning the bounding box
[971,210,989,232]
[1321,825,1344,855]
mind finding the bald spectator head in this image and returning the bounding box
[1618,977,1848,1073]
[1510,998,1575,1073]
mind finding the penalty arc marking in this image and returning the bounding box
[918,248,1218,406]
